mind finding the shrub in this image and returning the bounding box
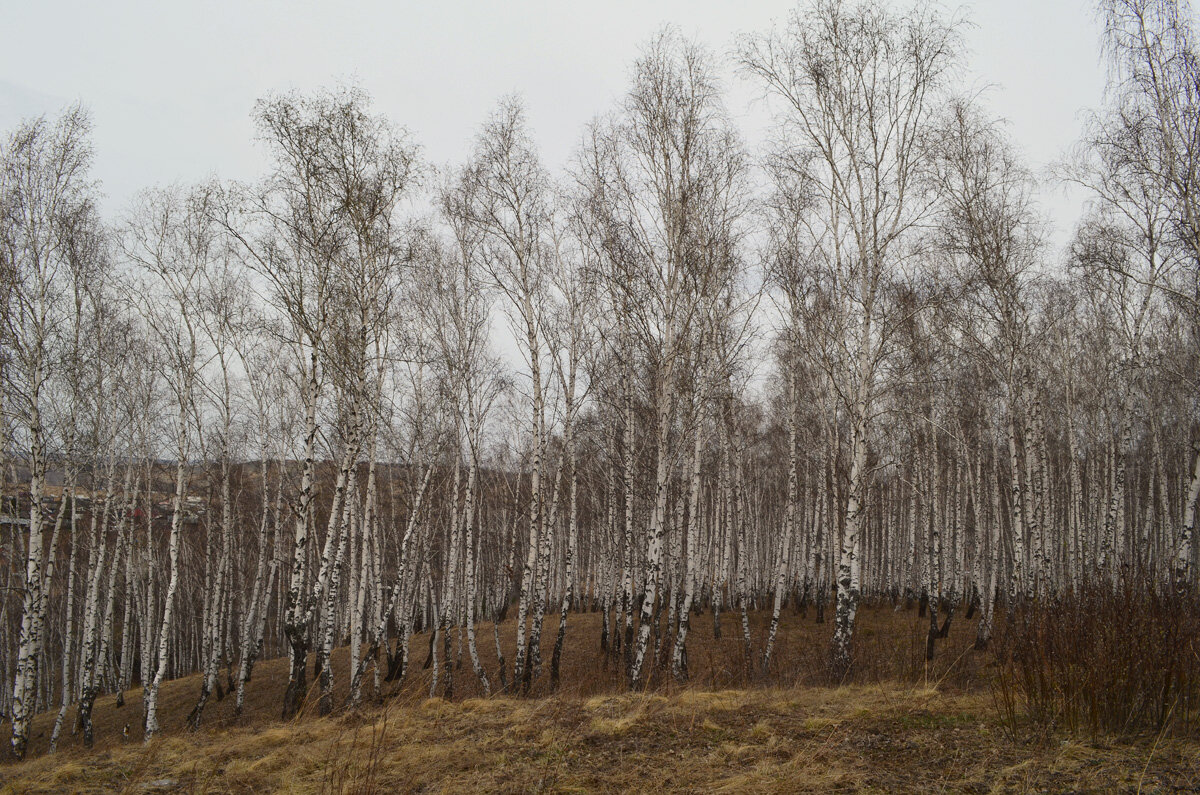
[993,585,1200,739]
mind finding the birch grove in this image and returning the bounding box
[1,0,1199,758]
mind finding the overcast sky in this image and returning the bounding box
[2,0,1108,255]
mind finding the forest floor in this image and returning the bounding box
[2,605,1198,793]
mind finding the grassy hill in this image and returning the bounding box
[2,606,1198,792]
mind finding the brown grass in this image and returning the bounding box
[2,603,1198,792]
[8,602,993,760]
[4,684,1199,793]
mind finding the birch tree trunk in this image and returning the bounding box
[1174,446,1200,590]
[144,404,189,742]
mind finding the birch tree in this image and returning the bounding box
[459,98,555,691]
[121,184,214,741]
[931,99,1045,597]
[583,28,748,687]
[742,0,960,677]
[0,106,100,758]
[1086,0,1200,587]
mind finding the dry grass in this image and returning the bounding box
[3,684,1198,793]
[8,603,993,761]
[2,604,1198,792]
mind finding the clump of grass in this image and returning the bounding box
[993,585,1200,739]
[319,703,391,794]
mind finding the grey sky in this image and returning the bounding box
[2,0,1107,254]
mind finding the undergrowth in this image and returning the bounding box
[993,585,1200,739]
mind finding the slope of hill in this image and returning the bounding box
[3,606,1198,792]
